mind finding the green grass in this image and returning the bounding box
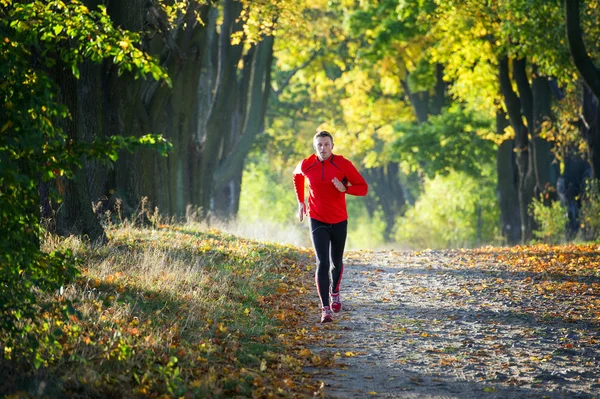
[1,223,320,398]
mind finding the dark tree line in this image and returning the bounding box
[41,0,275,242]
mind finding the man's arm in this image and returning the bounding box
[293,161,307,221]
[344,159,368,196]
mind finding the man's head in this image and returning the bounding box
[313,131,334,161]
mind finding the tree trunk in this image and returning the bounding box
[200,0,245,219]
[364,163,406,242]
[514,58,559,199]
[513,58,534,130]
[401,79,429,123]
[107,2,211,218]
[54,61,106,243]
[582,87,600,179]
[378,66,446,242]
[495,110,521,245]
[565,0,600,99]
[213,35,275,218]
[498,55,534,243]
[431,63,447,115]
[565,0,600,178]
[531,73,559,197]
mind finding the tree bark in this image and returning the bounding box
[431,63,447,115]
[582,86,600,179]
[54,61,107,243]
[200,0,245,218]
[513,58,534,131]
[401,79,429,123]
[498,55,534,243]
[495,110,521,245]
[514,58,559,199]
[364,163,406,242]
[531,73,559,197]
[213,35,275,217]
[565,0,600,99]
[565,0,600,179]
[109,2,211,218]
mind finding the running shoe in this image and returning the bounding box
[321,306,333,323]
[330,292,342,313]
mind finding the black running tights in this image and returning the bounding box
[310,218,347,307]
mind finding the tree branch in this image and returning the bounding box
[565,0,600,99]
[272,48,322,98]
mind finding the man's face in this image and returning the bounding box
[314,136,333,160]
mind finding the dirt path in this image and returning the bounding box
[306,249,600,399]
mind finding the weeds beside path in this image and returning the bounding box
[2,225,325,398]
[306,246,600,399]
[5,226,600,399]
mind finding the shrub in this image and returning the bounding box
[394,170,499,249]
[1,0,169,367]
[579,179,600,241]
[531,196,568,244]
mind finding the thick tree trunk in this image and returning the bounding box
[495,111,521,245]
[582,87,600,179]
[513,58,534,130]
[499,56,534,243]
[200,0,244,218]
[90,0,148,217]
[108,2,211,218]
[565,0,600,178]
[54,61,106,243]
[364,163,406,243]
[401,79,429,123]
[531,74,559,197]
[191,7,219,216]
[213,35,275,218]
[49,0,276,228]
[514,58,559,201]
[565,0,600,99]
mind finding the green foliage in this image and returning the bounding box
[346,198,386,249]
[579,179,600,241]
[394,170,499,249]
[0,0,171,366]
[3,226,321,397]
[531,197,568,244]
[392,104,496,178]
[238,155,297,226]
[533,180,600,244]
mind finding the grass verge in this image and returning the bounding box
[1,223,330,398]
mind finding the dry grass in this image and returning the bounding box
[3,223,323,398]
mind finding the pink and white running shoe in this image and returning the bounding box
[330,292,342,313]
[321,306,333,323]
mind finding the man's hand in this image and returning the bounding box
[298,202,307,222]
[332,177,347,193]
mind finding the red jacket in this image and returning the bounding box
[293,154,368,224]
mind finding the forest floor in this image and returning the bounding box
[302,246,600,399]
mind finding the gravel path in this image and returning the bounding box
[306,249,600,399]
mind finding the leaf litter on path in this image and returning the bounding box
[302,245,600,399]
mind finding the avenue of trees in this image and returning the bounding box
[3,0,600,250]
[1,0,293,356]
[2,0,600,355]
[246,0,600,248]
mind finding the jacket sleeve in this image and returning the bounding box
[293,160,305,203]
[344,159,368,196]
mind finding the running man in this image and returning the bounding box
[293,131,368,323]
